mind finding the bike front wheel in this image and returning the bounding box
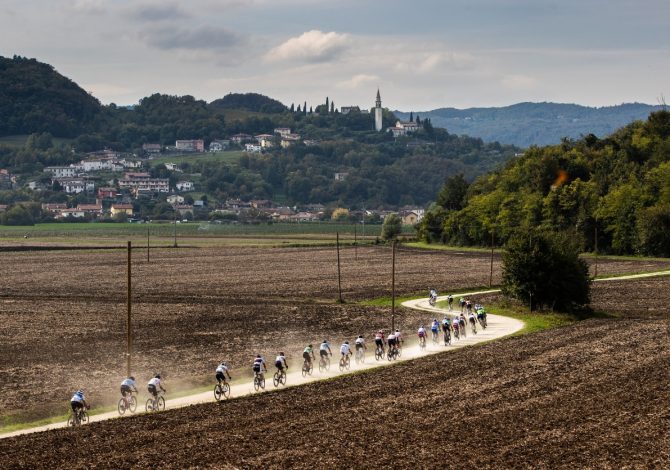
[67,413,76,427]
[214,384,223,401]
[156,396,165,411]
[145,398,154,412]
[117,398,127,415]
[128,395,137,413]
[273,372,281,387]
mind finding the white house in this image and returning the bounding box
[176,181,194,192]
[245,143,262,153]
[274,127,291,137]
[209,140,230,152]
[45,166,77,178]
[167,195,185,204]
[57,178,95,194]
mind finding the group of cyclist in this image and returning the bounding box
[70,289,489,421]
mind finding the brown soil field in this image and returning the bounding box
[0,245,667,424]
[2,315,669,469]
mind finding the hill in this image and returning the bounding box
[395,102,665,147]
[209,92,287,113]
[0,56,102,138]
[418,110,670,256]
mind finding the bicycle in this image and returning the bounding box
[459,320,467,338]
[387,346,399,361]
[355,347,365,364]
[432,330,439,344]
[117,392,137,415]
[470,319,478,335]
[478,314,488,329]
[273,368,287,387]
[419,336,426,350]
[214,380,231,401]
[453,326,460,340]
[145,391,166,412]
[302,359,314,377]
[253,371,266,391]
[318,354,331,372]
[374,344,385,361]
[339,354,351,371]
[443,329,451,346]
[67,406,89,426]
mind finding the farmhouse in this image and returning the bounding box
[142,143,162,154]
[175,140,205,152]
[245,143,262,153]
[230,133,252,144]
[45,166,77,178]
[209,140,230,152]
[176,181,194,192]
[110,204,134,217]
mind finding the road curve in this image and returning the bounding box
[1,291,524,439]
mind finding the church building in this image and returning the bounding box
[374,89,383,131]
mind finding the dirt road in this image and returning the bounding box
[1,292,522,439]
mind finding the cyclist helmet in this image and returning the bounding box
[155,374,161,379]
[308,344,313,348]
[220,362,226,366]
[358,335,363,338]
[395,329,399,333]
[256,354,261,358]
[345,340,349,344]
[279,352,285,356]
[323,339,328,343]
[129,376,135,381]
[77,389,84,395]
[378,329,383,333]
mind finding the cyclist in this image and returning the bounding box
[429,288,438,305]
[319,340,332,362]
[466,299,473,314]
[340,340,352,361]
[252,354,267,380]
[442,316,451,334]
[303,344,315,367]
[120,376,137,406]
[452,316,460,338]
[417,325,427,346]
[447,294,454,311]
[394,329,403,349]
[70,389,89,418]
[431,318,440,341]
[275,352,288,372]
[374,330,385,354]
[459,297,466,313]
[148,374,166,399]
[459,313,467,337]
[387,331,397,352]
[355,335,366,354]
[468,310,477,329]
[216,362,231,385]
[477,305,488,327]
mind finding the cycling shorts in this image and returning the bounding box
[148,384,157,396]
[302,351,311,360]
[319,349,329,357]
[71,401,84,411]
[388,338,396,346]
[120,385,132,396]
[275,361,284,370]
[375,338,383,346]
[355,343,363,350]
[215,371,225,382]
[418,332,425,337]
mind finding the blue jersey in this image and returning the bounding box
[431,321,439,331]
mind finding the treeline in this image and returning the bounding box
[418,110,670,256]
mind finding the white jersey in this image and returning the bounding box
[355,337,365,345]
[216,364,229,374]
[275,355,286,364]
[394,331,402,340]
[452,318,459,326]
[340,343,351,355]
[71,392,85,403]
[320,342,330,351]
[469,313,476,320]
[121,378,136,388]
[148,377,161,388]
[417,327,426,335]
[387,334,396,341]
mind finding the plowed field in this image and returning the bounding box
[2,316,669,469]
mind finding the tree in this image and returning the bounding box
[331,101,335,113]
[331,207,349,222]
[290,103,295,112]
[502,229,590,312]
[381,213,402,240]
[436,174,469,210]
[304,101,307,115]
[325,97,329,114]
[409,112,414,122]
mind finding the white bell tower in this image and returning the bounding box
[374,88,383,132]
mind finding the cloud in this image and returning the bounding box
[131,3,191,21]
[266,30,350,63]
[337,74,379,89]
[501,74,537,89]
[70,0,105,14]
[139,25,243,52]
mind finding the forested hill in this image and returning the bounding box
[0,56,102,137]
[395,102,665,147]
[418,110,670,257]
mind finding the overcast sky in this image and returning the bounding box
[2,0,669,110]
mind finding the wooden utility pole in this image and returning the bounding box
[126,241,132,378]
[147,225,150,263]
[391,240,396,331]
[173,208,177,248]
[594,226,598,278]
[489,228,495,287]
[336,232,343,303]
[354,223,357,260]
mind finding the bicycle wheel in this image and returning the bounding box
[273,371,280,387]
[67,413,76,427]
[254,376,260,391]
[223,382,230,398]
[302,363,308,377]
[118,398,127,415]
[214,384,223,401]
[146,398,154,412]
[80,410,89,424]
[345,357,351,370]
[339,358,345,371]
[319,359,325,372]
[128,395,137,413]
[396,347,402,358]
[157,396,165,411]
[260,377,265,389]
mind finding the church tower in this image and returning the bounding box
[374,88,383,132]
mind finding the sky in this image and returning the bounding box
[1,0,669,111]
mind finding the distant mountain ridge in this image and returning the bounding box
[395,102,665,147]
